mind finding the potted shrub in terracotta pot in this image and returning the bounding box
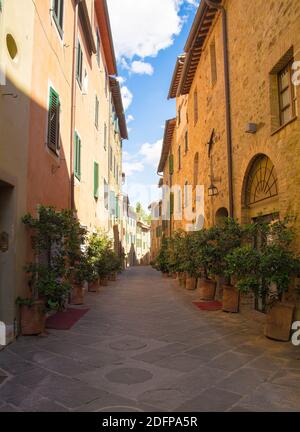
[226,219,299,339]
[192,229,217,299]
[19,206,75,335]
[155,237,170,276]
[210,219,242,312]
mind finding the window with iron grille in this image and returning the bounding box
[76,40,83,88]
[47,87,60,154]
[278,61,296,126]
[52,0,64,38]
[74,132,81,180]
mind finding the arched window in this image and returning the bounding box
[216,207,229,226]
[245,155,278,206]
[193,153,199,187]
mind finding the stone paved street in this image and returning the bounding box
[0,267,300,412]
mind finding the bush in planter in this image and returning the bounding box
[19,206,86,333]
[155,237,170,275]
[190,229,218,298]
[225,219,300,340]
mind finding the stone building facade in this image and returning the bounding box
[159,0,300,237]
[157,0,300,312]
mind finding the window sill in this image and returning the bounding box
[271,116,297,136]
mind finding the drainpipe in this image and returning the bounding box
[70,0,79,211]
[204,0,234,218]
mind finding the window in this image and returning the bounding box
[109,145,113,171]
[95,96,99,128]
[76,40,83,88]
[193,153,199,187]
[170,192,174,215]
[104,179,109,209]
[47,87,60,154]
[169,154,174,175]
[105,70,108,97]
[184,181,189,208]
[194,88,198,125]
[52,0,64,37]
[74,132,81,180]
[278,61,296,126]
[93,162,99,199]
[210,40,217,86]
[104,123,107,149]
[178,106,181,125]
[96,29,100,67]
[113,156,116,178]
[178,145,181,170]
[184,131,188,153]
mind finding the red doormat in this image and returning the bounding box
[46,308,90,330]
[193,301,223,311]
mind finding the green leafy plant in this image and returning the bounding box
[20,206,86,312]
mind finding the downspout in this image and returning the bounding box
[204,0,234,218]
[70,0,79,211]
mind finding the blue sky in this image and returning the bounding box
[107,0,199,210]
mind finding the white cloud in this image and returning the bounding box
[123,161,144,177]
[139,140,163,167]
[107,0,195,60]
[121,85,133,111]
[116,76,126,85]
[127,114,135,124]
[131,60,154,76]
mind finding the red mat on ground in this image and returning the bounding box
[46,308,89,330]
[193,301,222,311]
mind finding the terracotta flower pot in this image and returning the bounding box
[186,277,197,290]
[100,276,108,286]
[171,273,177,279]
[162,272,169,278]
[88,279,100,293]
[70,284,85,305]
[199,278,216,300]
[264,302,295,342]
[222,284,240,313]
[20,300,46,336]
[178,272,187,288]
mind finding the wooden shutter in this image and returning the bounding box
[170,192,174,215]
[95,96,99,128]
[48,87,60,153]
[74,133,81,180]
[94,162,99,198]
[169,154,174,175]
[76,41,83,86]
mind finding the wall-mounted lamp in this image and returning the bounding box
[208,183,219,197]
[245,123,257,134]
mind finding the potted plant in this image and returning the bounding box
[181,233,200,290]
[226,219,299,339]
[18,206,75,335]
[155,237,170,276]
[210,219,242,312]
[168,230,188,285]
[193,229,217,299]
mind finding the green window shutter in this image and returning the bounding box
[170,192,174,215]
[76,40,83,86]
[48,87,60,153]
[96,29,100,66]
[74,132,81,180]
[94,162,99,198]
[169,154,174,175]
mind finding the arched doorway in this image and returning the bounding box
[215,207,229,226]
[243,155,279,311]
[244,154,279,221]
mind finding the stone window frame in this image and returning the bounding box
[269,47,297,134]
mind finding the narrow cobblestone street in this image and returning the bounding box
[0,267,299,412]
